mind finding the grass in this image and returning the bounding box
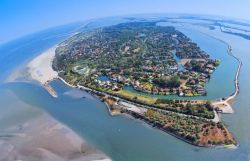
[140,82,153,88]
[116,89,157,105]
[185,93,194,97]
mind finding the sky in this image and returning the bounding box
[1,0,250,44]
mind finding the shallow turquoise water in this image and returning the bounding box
[0,16,250,161]
[0,81,241,161]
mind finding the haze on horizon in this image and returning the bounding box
[1,0,250,44]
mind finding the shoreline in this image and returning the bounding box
[26,46,59,97]
[174,23,242,114]
[5,45,113,160]
[198,32,242,114]
[25,35,241,114]
[197,27,242,104]
[212,44,242,113]
[225,45,242,103]
[24,28,240,148]
[58,76,237,148]
[166,22,242,113]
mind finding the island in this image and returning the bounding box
[52,22,236,147]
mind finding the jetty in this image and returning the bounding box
[44,82,58,98]
[212,45,242,113]
[226,46,242,103]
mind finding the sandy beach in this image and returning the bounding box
[27,46,58,85]
[15,25,239,155]
[24,46,61,97]
[7,46,60,97]
[0,45,113,161]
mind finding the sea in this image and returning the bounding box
[0,15,250,161]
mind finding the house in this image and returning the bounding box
[206,64,215,70]
[195,86,206,95]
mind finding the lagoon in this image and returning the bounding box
[1,16,250,161]
[125,23,238,100]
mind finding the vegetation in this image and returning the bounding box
[144,109,236,146]
[53,22,219,97]
[153,76,181,88]
[52,21,237,147]
[86,80,214,119]
[154,100,214,119]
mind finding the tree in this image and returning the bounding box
[153,76,181,88]
[186,103,192,114]
[205,101,213,111]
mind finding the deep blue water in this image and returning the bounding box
[0,22,84,82]
[0,16,250,161]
